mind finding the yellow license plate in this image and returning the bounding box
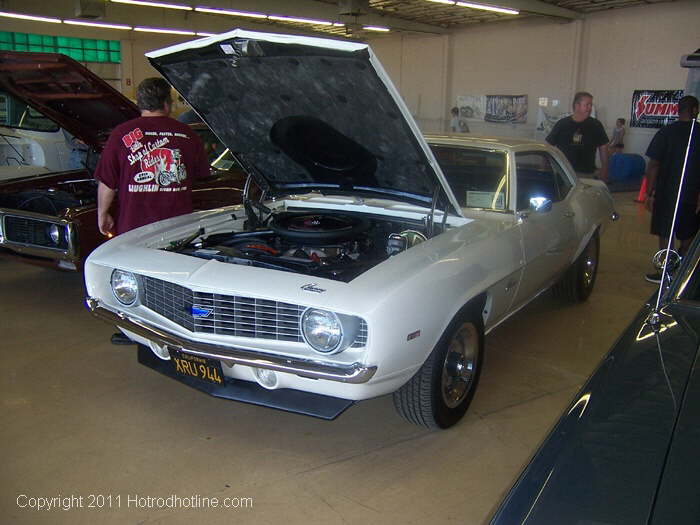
[170,349,224,385]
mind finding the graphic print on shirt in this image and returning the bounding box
[137,147,187,188]
[124,128,190,193]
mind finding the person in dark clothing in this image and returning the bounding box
[94,77,210,236]
[546,91,609,181]
[644,95,700,283]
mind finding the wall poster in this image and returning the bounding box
[630,89,683,128]
[485,95,528,123]
[456,95,486,121]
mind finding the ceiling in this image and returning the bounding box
[182,0,679,38]
[3,0,679,39]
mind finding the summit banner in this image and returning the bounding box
[630,89,683,128]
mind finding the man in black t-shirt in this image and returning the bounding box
[546,92,609,181]
[644,95,700,283]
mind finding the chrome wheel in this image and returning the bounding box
[581,236,599,289]
[441,322,478,408]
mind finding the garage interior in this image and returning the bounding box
[1,0,698,523]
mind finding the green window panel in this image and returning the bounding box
[67,49,84,61]
[3,32,120,63]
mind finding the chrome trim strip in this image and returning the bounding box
[85,297,377,384]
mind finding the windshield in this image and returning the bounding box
[0,91,59,132]
[430,145,508,210]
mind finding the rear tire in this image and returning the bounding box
[552,230,600,303]
[393,310,484,430]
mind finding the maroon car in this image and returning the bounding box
[0,51,245,270]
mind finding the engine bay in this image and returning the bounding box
[0,178,97,216]
[169,210,439,282]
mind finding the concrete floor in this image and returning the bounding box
[1,192,658,525]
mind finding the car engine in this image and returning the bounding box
[0,178,97,216]
[171,211,434,282]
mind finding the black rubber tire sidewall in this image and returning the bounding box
[430,314,484,429]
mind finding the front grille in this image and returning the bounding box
[3,216,67,250]
[141,276,367,347]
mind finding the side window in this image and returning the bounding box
[515,152,567,210]
[431,145,508,210]
[0,91,59,132]
[550,156,573,199]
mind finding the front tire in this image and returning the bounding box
[393,311,484,430]
[552,230,600,303]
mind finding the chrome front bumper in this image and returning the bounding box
[85,297,377,384]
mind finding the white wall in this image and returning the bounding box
[369,0,700,156]
[0,0,698,156]
[578,1,699,156]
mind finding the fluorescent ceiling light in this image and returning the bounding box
[363,26,390,32]
[111,0,193,11]
[134,26,196,35]
[455,1,519,14]
[268,15,333,26]
[333,22,345,27]
[196,31,218,36]
[0,10,61,23]
[64,19,132,30]
[195,7,266,19]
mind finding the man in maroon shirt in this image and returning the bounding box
[95,77,210,235]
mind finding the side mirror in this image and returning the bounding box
[529,197,553,213]
[652,249,682,282]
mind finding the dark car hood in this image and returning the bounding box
[146,29,461,214]
[490,299,700,525]
[0,51,139,149]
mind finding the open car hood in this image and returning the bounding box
[0,51,140,149]
[146,29,462,215]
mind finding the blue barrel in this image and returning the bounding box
[609,153,646,183]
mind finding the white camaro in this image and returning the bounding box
[84,29,616,429]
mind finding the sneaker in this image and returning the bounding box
[645,272,662,284]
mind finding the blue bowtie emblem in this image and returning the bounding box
[191,305,213,318]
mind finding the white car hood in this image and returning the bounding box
[146,29,462,217]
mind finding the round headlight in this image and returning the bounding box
[111,269,139,306]
[301,309,343,354]
[48,224,61,245]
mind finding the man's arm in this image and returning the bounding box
[644,159,660,212]
[97,182,116,235]
[598,144,609,182]
[545,119,561,146]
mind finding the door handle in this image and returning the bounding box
[564,211,575,218]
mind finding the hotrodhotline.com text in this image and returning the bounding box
[16,493,253,511]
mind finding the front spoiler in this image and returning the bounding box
[137,345,354,420]
[85,297,377,384]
